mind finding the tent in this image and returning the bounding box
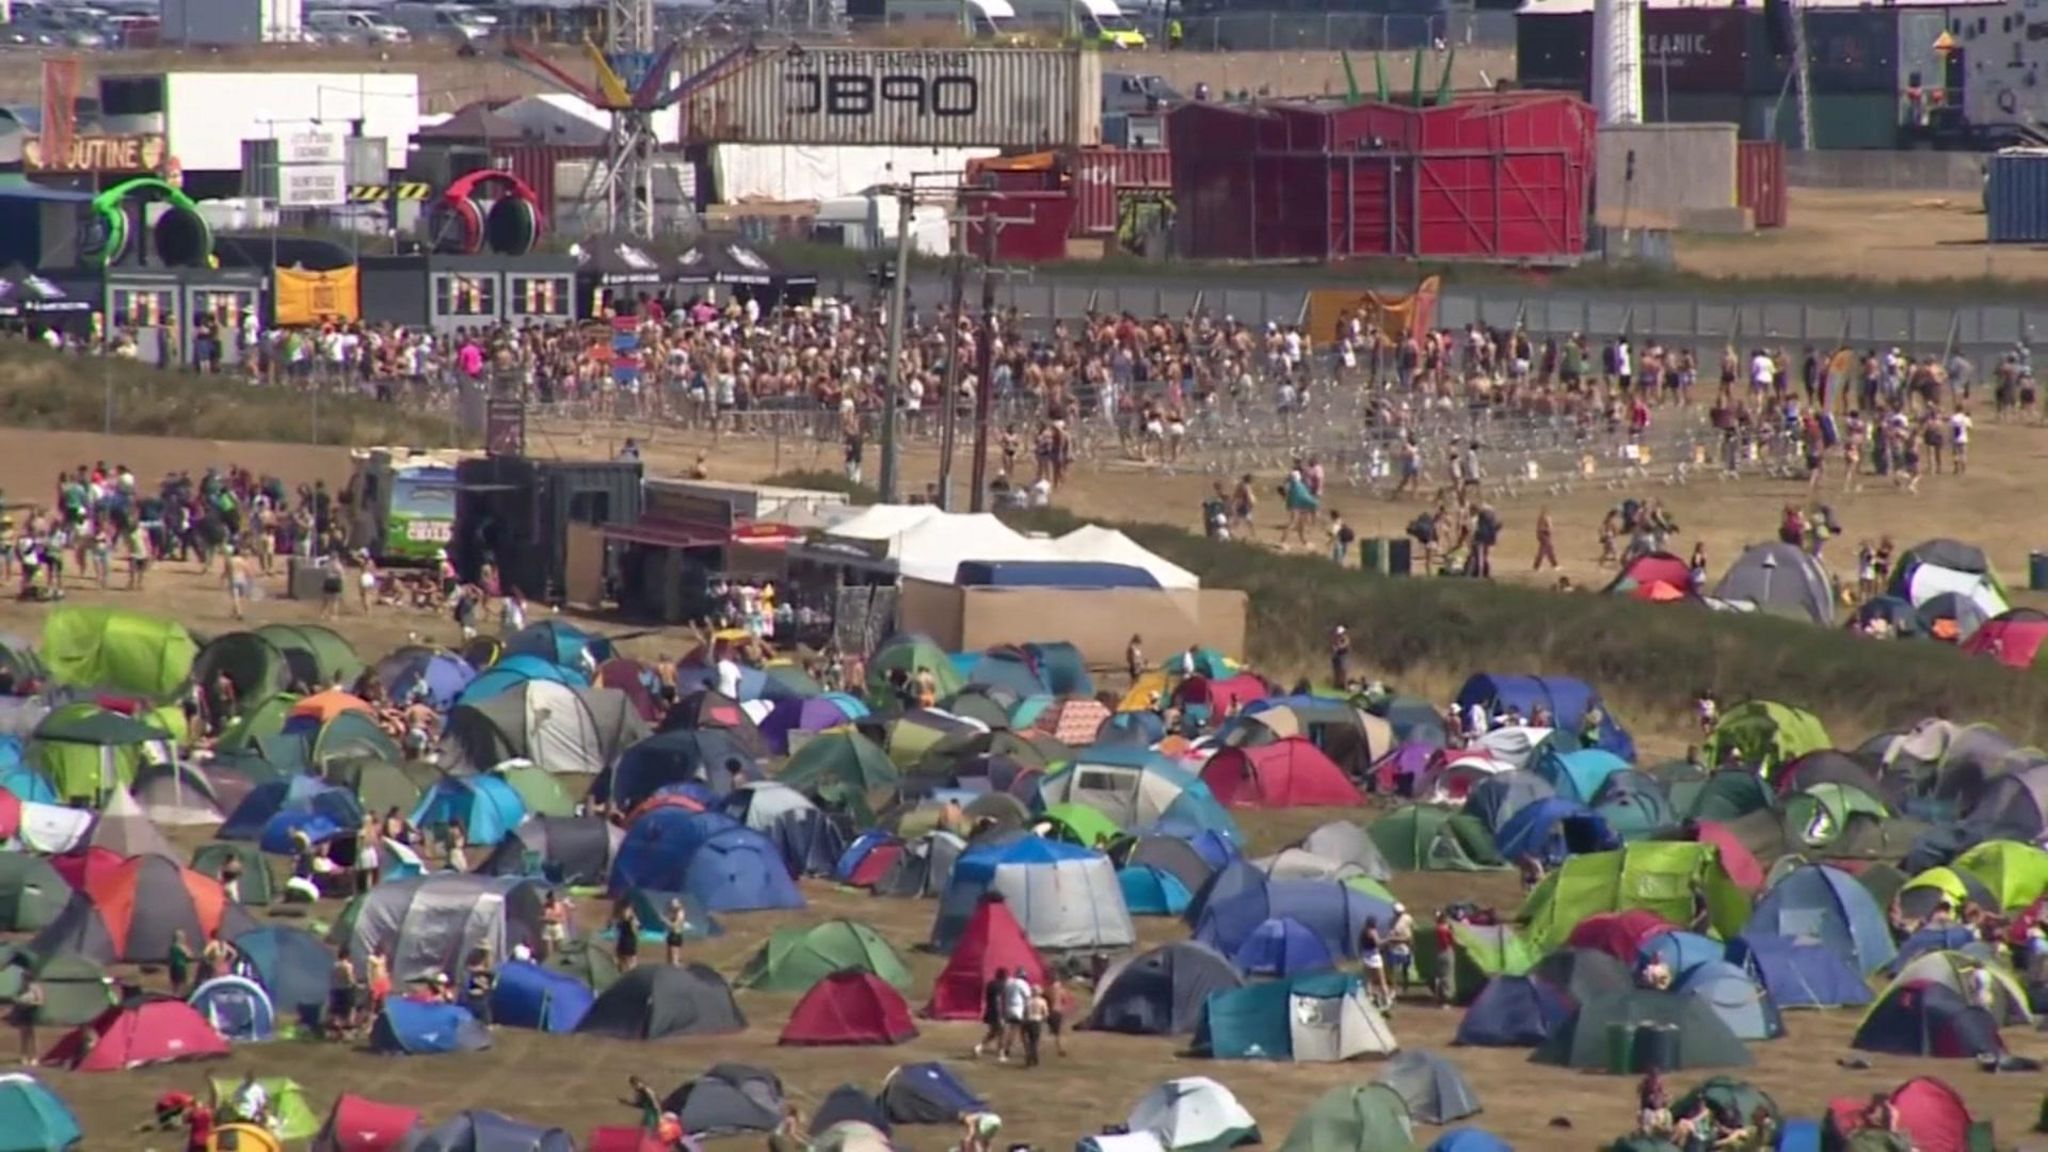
[1961,608,2048,668]
[1531,746,1629,804]
[368,1000,491,1055]
[878,1061,985,1125]
[1425,1132,1511,1152]
[0,854,69,931]
[250,623,364,689]
[405,1111,574,1152]
[31,854,256,965]
[1532,988,1753,1072]
[1711,543,1838,626]
[1891,540,2008,623]
[737,919,912,993]
[411,774,528,847]
[932,835,1134,953]
[208,1076,319,1142]
[230,925,334,1029]
[927,894,1050,1019]
[1675,959,1783,1040]
[1035,746,1239,840]
[313,1093,423,1152]
[479,815,625,887]
[0,949,116,1028]
[779,970,919,1045]
[1519,842,1750,953]
[780,728,900,797]
[495,762,576,819]
[576,964,745,1040]
[1416,922,1540,1005]
[337,874,546,982]
[1852,981,2001,1058]
[663,1064,785,1136]
[489,961,596,1032]
[1454,674,1635,760]
[41,605,197,697]
[1233,917,1334,976]
[1374,1051,1483,1124]
[218,773,364,851]
[1744,863,1896,973]
[188,975,278,1042]
[131,762,226,826]
[44,997,230,1070]
[88,785,178,859]
[1725,933,1872,1009]
[1949,839,2048,911]
[1194,970,1398,1061]
[441,681,646,777]
[1887,950,2030,1025]
[865,634,966,700]
[875,830,969,899]
[1084,940,1244,1036]
[1567,910,1675,964]
[0,1072,80,1152]
[1199,740,1363,808]
[1493,797,1616,867]
[604,729,759,809]
[1368,808,1504,872]
[1453,974,1571,1047]
[26,703,173,805]
[1703,701,1833,776]
[1120,864,1196,916]
[1276,1085,1415,1152]
[378,649,476,712]
[1190,865,1390,960]
[1128,1077,1259,1152]
[1461,771,1556,834]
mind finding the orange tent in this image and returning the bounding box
[289,690,373,723]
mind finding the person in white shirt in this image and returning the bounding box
[1949,406,1972,475]
[714,648,743,699]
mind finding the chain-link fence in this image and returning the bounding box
[1172,10,1514,53]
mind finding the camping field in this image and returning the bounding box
[0,416,2041,1149]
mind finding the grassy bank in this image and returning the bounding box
[0,342,458,447]
[766,469,2047,746]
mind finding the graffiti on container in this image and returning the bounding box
[1116,189,1176,255]
[788,73,980,118]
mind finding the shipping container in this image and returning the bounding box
[1736,139,1787,229]
[678,47,1103,150]
[1986,151,2048,243]
[966,191,1077,262]
[1646,91,1743,126]
[1594,124,1739,227]
[454,457,644,599]
[489,143,608,222]
[1640,6,1752,94]
[160,0,301,45]
[1750,8,1899,96]
[1745,93,1900,149]
[1070,147,1171,237]
[1517,11,1593,93]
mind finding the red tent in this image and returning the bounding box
[313,1094,423,1152]
[44,998,229,1071]
[779,971,919,1046]
[1171,674,1266,715]
[587,1127,671,1152]
[925,894,1048,1020]
[1827,1078,1979,1152]
[1690,820,1766,893]
[846,842,903,889]
[1565,909,1673,963]
[35,853,254,964]
[1609,551,1693,593]
[598,659,663,721]
[0,788,18,842]
[1962,609,2048,669]
[1199,739,1364,808]
[49,847,126,890]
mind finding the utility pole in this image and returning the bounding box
[967,202,999,512]
[876,188,915,504]
[935,216,969,510]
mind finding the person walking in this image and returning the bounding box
[1358,920,1391,1009]
[11,975,41,1064]
[613,902,640,972]
[1532,507,1559,571]
[663,898,689,967]
[973,967,1009,1061]
[1021,981,1049,1068]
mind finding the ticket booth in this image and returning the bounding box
[358,253,576,335]
[102,267,266,366]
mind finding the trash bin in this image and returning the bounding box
[1387,537,1413,577]
[1605,1022,1635,1075]
[1632,1023,1679,1074]
[2031,551,2048,592]
[1360,537,1387,575]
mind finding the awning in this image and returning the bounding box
[604,521,728,549]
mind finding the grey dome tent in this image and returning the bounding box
[874,831,967,899]
[441,682,648,776]
[1296,821,1393,881]
[879,1062,988,1125]
[809,1084,891,1137]
[0,853,69,931]
[575,963,745,1040]
[479,816,624,886]
[1084,940,1245,1036]
[338,874,547,983]
[405,1109,575,1152]
[1374,1051,1483,1124]
[1711,543,1837,626]
[663,1063,786,1136]
[1532,988,1753,1072]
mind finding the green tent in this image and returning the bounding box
[866,634,964,702]
[1041,803,1121,849]
[1952,840,2048,912]
[1368,806,1506,872]
[217,694,300,756]
[1783,783,1892,850]
[253,623,364,689]
[1673,1077,1780,1132]
[1276,1084,1415,1152]
[324,756,435,820]
[1414,921,1539,1004]
[0,854,69,931]
[496,762,576,818]
[1341,874,1399,905]
[780,729,899,796]
[306,711,402,767]
[1681,770,1775,823]
[942,690,1014,731]
[1702,701,1832,777]
[25,702,174,805]
[209,1076,319,1142]
[41,604,198,698]
[192,842,278,906]
[1521,842,1751,952]
[190,631,293,714]
[1533,988,1755,1072]
[0,948,116,1027]
[545,936,624,992]
[734,919,913,993]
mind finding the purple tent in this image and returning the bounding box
[759,696,864,754]
[1381,742,1438,795]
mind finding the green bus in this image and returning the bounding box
[345,448,474,564]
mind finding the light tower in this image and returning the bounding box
[499,8,769,238]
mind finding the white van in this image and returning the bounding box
[388,2,493,47]
[307,8,411,44]
[1012,0,1146,46]
[880,0,1018,39]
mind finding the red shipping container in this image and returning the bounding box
[489,143,610,224]
[1642,6,1752,94]
[1070,147,1172,236]
[966,191,1078,262]
[1736,139,1787,229]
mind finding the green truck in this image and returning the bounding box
[344,447,477,564]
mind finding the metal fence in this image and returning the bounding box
[1174,10,1514,53]
[844,275,2042,364]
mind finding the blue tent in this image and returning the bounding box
[1593,771,1675,842]
[1042,746,1239,841]
[612,809,741,893]
[834,831,900,885]
[411,774,527,846]
[369,1000,492,1055]
[1191,869,1389,959]
[385,652,476,712]
[1233,916,1335,976]
[879,1061,988,1125]
[459,654,585,706]
[1883,925,1983,975]
[1493,797,1617,866]
[489,961,595,1033]
[1140,826,1241,872]
[1534,746,1630,804]
[1427,1130,1513,1152]
[505,620,604,670]
[0,1072,81,1152]
[1119,864,1193,916]
[188,975,278,1042]
[605,728,758,808]
[613,818,804,913]
[1461,770,1556,834]
[931,834,1122,952]
[233,925,334,1028]
[1744,863,1896,974]
[960,651,1048,697]
[1454,974,1571,1047]
[1456,673,1636,760]
[1638,930,1725,978]
[1676,960,1783,1041]
[1103,711,1167,745]
[410,1110,574,1152]
[1726,933,1873,1009]
[1779,1119,1823,1152]
[1194,969,1378,1059]
[0,750,55,805]
[219,775,363,845]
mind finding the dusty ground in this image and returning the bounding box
[0,417,2042,1146]
[1673,188,2040,283]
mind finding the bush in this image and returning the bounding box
[0,341,458,448]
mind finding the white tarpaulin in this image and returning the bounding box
[16,801,91,853]
[1055,525,1199,589]
[713,144,997,203]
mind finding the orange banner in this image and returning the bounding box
[273,266,359,327]
[1306,276,1441,346]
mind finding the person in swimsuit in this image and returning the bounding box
[223,547,253,620]
[663,899,688,966]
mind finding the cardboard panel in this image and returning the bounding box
[898,579,1248,669]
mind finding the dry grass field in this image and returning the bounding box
[1672,188,2044,284]
[0,416,2043,1148]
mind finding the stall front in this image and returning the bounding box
[358,253,577,334]
[100,267,267,366]
[572,234,669,319]
[607,480,805,624]
[672,236,818,311]
[0,265,96,338]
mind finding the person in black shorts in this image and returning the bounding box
[663,898,688,967]
[973,967,1008,1060]
[613,903,640,971]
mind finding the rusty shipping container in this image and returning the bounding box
[489,143,610,222]
[1640,6,1752,94]
[1736,139,1786,229]
[1070,147,1171,237]
[679,47,1103,150]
